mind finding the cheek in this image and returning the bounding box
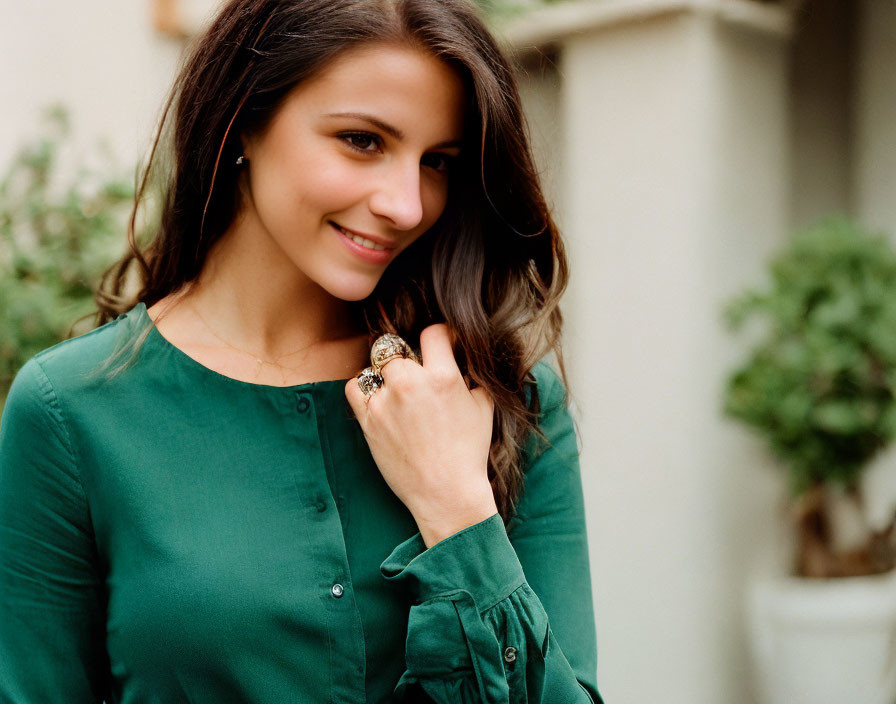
[255,167,352,223]
[253,135,357,209]
[296,160,369,208]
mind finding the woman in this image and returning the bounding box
[0,0,603,701]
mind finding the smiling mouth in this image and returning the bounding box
[330,222,393,251]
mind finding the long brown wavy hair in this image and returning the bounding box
[95,0,570,524]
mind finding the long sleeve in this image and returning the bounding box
[380,362,603,703]
[0,358,108,701]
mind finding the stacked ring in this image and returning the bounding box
[357,367,383,398]
[358,333,422,400]
[370,333,419,372]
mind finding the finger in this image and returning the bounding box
[344,376,370,424]
[419,324,462,379]
[375,355,418,385]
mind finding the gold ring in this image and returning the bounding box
[374,352,404,371]
[371,333,416,373]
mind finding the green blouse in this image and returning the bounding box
[0,302,603,703]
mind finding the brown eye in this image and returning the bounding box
[421,152,455,173]
[341,132,381,152]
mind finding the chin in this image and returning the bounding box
[323,276,381,303]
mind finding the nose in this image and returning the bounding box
[368,160,424,232]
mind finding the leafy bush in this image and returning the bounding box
[723,216,896,576]
[0,106,135,400]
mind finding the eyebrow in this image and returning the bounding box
[324,112,462,150]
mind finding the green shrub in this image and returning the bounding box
[0,106,136,400]
[723,216,896,576]
[724,216,896,494]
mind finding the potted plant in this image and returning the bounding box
[723,215,896,704]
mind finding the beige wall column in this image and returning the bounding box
[504,2,795,702]
[0,2,183,170]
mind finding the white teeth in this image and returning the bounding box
[335,224,386,251]
[349,233,385,251]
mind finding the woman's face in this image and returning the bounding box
[239,42,466,301]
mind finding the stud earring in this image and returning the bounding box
[235,155,247,166]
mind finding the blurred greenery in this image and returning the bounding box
[0,105,135,401]
[723,216,896,496]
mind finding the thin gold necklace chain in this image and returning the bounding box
[185,300,322,368]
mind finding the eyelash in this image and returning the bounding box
[421,152,455,174]
[340,132,382,153]
[338,131,456,174]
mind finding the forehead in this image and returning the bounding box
[281,42,467,140]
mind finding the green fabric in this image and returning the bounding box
[0,302,603,703]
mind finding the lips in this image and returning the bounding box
[331,222,396,265]
[329,222,397,250]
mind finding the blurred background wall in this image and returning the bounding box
[0,1,183,172]
[1,1,894,702]
[504,2,895,701]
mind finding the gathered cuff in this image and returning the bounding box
[380,512,526,608]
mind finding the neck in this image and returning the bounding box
[181,215,363,360]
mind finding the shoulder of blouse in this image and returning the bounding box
[516,359,575,473]
[528,358,569,417]
[21,308,145,397]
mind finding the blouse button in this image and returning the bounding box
[296,396,311,414]
[314,500,327,512]
[503,646,517,664]
[331,583,344,598]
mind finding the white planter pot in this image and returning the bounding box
[748,571,896,704]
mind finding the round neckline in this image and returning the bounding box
[133,301,356,393]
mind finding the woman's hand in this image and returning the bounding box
[345,323,498,548]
